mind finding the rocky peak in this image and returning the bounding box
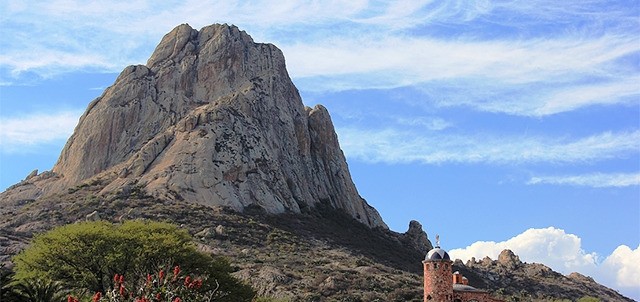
[1,23,387,229]
[567,272,597,283]
[146,23,200,69]
[54,23,288,184]
[497,249,521,268]
[402,220,433,256]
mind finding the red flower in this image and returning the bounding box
[158,269,165,280]
[156,293,162,301]
[184,276,191,286]
[146,273,153,286]
[67,295,79,302]
[173,265,180,276]
[172,297,182,302]
[194,279,203,288]
[119,274,124,284]
[92,292,102,302]
[113,274,119,283]
[119,284,126,297]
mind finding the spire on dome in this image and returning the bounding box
[425,234,450,261]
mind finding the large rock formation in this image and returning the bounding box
[0,23,386,228]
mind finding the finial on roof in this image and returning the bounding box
[436,234,440,247]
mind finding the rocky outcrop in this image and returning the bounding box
[0,23,386,228]
[496,249,520,269]
[402,220,433,256]
[457,250,634,302]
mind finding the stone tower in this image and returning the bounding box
[423,236,453,302]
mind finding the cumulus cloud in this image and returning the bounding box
[449,227,640,299]
[0,111,82,153]
[337,128,640,165]
[528,172,640,188]
[601,245,640,288]
[449,228,599,272]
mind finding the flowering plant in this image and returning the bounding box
[68,265,218,302]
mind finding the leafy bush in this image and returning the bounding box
[12,220,254,301]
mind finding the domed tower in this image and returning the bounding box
[423,235,453,302]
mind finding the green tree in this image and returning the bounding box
[13,220,254,301]
[577,297,600,302]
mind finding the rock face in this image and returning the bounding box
[402,220,433,256]
[0,23,386,228]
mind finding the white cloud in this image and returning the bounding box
[284,34,639,116]
[531,78,640,116]
[337,128,640,165]
[449,227,640,300]
[449,227,598,272]
[395,116,452,131]
[0,111,82,153]
[528,172,640,188]
[601,245,640,288]
[284,35,638,83]
[0,51,115,77]
[420,75,640,117]
[1,1,637,116]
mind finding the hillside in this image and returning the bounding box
[1,177,633,301]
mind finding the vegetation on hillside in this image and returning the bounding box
[4,220,254,302]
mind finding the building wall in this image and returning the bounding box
[423,260,454,301]
[454,291,504,302]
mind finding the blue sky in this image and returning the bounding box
[1,0,639,298]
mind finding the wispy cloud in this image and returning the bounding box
[337,128,640,165]
[285,34,639,116]
[0,51,115,77]
[0,111,82,153]
[421,76,640,117]
[528,172,640,188]
[449,227,640,299]
[284,34,638,81]
[2,0,637,116]
[394,116,452,131]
